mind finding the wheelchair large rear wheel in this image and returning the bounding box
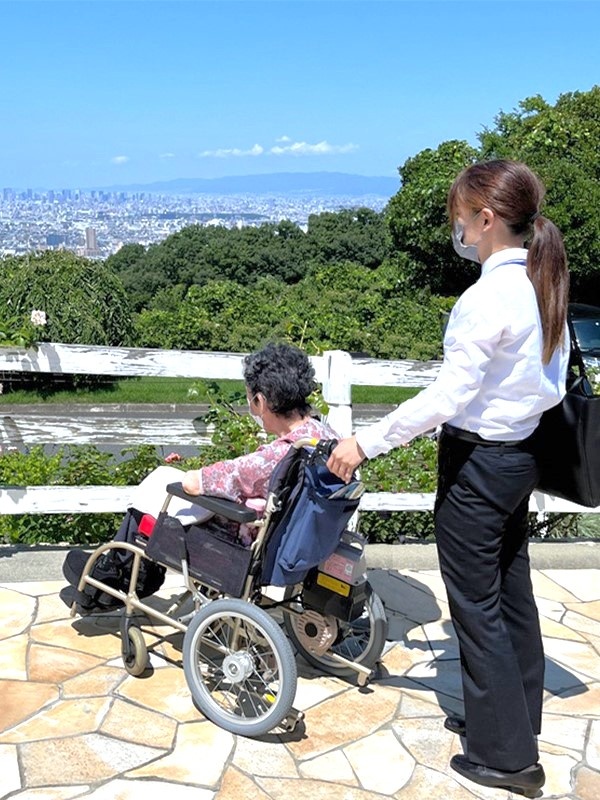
[283,583,387,678]
[183,597,297,737]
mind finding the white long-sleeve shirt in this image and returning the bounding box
[356,248,570,459]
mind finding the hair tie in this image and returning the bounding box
[530,210,541,223]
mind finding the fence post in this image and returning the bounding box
[321,350,353,438]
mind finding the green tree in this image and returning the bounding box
[306,207,391,269]
[133,262,448,360]
[0,250,133,346]
[105,242,146,275]
[105,243,155,313]
[385,139,479,294]
[386,87,600,299]
[284,259,448,359]
[108,220,313,312]
[479,88,600,298]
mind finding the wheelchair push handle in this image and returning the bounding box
[293,437,339,462]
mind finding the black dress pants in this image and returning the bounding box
[434,428,543,771]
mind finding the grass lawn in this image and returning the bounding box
[0,377,420,406]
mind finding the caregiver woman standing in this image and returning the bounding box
[327,160,570,797]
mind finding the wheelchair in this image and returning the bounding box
[66,438,388,737]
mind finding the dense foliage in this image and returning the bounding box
[478,88,600,299]
[106,207,390,314]
[0,445,162,545]
[386,139,480,295]
[0,250,133,346]
[134,260,452,359]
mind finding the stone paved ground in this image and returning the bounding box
[1,566,599,800]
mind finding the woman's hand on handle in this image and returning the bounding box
[326,436,367,483]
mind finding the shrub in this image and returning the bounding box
[0,445,161,545]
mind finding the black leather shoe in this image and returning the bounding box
[450,755,545,797]
[59,584,123,615]
[444,716,466,736]
[62,548,91,586]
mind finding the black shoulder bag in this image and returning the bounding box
[534,323,600,507]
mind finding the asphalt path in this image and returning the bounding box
[1,540,599,584]
[0,402,396,456]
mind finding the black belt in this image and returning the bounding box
[442,423,525,448]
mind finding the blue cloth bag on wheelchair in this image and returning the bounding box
[261,450,361,587]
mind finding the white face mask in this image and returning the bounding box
[250,411,264,429]
[247,395,264,429]
[452,222,480,263]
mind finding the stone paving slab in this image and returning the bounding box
[0,567,599,800]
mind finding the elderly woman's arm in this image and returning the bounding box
[182,439,291,502]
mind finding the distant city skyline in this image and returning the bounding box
[0,186,388,260]
[1,1,598,188]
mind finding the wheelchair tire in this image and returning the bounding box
[183,597,297,737]
[283,583,387,678]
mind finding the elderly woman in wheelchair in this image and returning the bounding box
[60,342,387,737]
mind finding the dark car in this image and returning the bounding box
[569,303,600,370]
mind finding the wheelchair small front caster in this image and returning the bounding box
[121,618,148,676]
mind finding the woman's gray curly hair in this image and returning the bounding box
[243,342,316,417]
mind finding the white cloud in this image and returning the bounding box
[199,144,264,158]
[270,140,358,156]
[159,152,175,159]
[197,139,358,160]
[111,155,130,165]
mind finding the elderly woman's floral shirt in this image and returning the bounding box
[198,417,338,503]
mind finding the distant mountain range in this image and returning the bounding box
[99,172,400,197]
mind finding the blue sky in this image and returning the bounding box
[1,0,598,189]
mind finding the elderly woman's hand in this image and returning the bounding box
[182,470,201,495]
[326,436,366,483]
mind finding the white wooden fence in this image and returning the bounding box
[0,342,596,518]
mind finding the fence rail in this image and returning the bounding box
[0,342,597,517]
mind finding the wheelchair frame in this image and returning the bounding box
[69,438,388,737]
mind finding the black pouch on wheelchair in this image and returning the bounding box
[301,532,369,621]
[301,568,368,622]
[146,512,253,597]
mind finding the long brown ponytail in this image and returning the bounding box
[527,215,570,363]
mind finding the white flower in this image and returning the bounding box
[30,309,47,327]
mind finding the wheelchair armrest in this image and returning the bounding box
[165,482,259,523]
